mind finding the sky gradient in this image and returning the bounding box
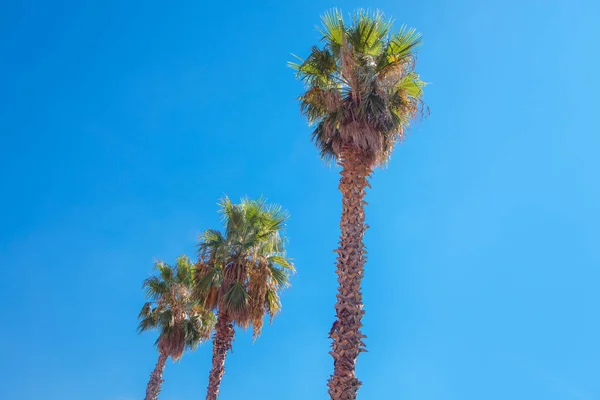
[1,0,599,399]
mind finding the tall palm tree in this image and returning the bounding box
[138,256,216,400]
[290,9,427,399]
[195,197,294,400]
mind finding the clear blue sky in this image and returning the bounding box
[1,0,599,399]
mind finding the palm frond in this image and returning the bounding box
[394,71,426,98]
[317,8,344,49]
[138,302,153,319]
[156,308,175,329]
[175,255,193,284]
[143,276,168,301]
[137,314,158,333]
[198,229,226,253]
[293,46,340,87]
[386,25,422,62]
[155,261,174,283]
[348,9,392,56]
[267,264,291,288]
[196,266,223,293]
[224,281,249,314]
[266,254,295,272]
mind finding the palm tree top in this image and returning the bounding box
[290,8,427,167]
[196,197,294,338]
[138,256,215,360]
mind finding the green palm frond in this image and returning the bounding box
[219,197,239,229]
[157,308,175,329]
[317,8,344,48]
[183,310,215,350]
[386,26,422,62]
[183,318,201,350]
[138,313,158,333]
[267,265,291,288]
[292,46,340,87]
[199,229,225,244]
[198,229,227,260]
[156,261,174,283]
[138,302,153,319]
[348,9,392,55]
[262,202,289,229]
[394,71,426,98]
[224,281,249,313]
[143,276,167,301]
[196,266,223,292]
[266,254,294,271]
[175,255,193,283]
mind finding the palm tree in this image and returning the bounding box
[195,197,294,400]
[290,9,427,399]
[138,256,216,400]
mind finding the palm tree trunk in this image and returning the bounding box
[328,147,371,400]
[206,311,235,400]
[145,352,168,400]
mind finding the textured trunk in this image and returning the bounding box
[206,312,235,400]
[145,352,168,400]
[328,147,371,400]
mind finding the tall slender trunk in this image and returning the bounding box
[145,352,168,400]
[328,147,371,400]
[206,311,235,400]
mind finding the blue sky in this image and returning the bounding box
[1,0,599,399]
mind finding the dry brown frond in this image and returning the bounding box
[157,325,185,362]
[339,120,381,165]
[323,89,342,112]
[248,261,269,340]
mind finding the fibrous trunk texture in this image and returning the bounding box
[206,312,235,400]
[145,352,168,400]
[328,147,371,400]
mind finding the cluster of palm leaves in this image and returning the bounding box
[290,9,426,166]
[138,198,293,400]
[137,8,425,400]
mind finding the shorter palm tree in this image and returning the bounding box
[138,256,216,400]
[195,197,294,400]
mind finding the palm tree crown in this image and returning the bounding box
[196,197,294,338]
[290,8,427,166]
[138,256,215,360]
